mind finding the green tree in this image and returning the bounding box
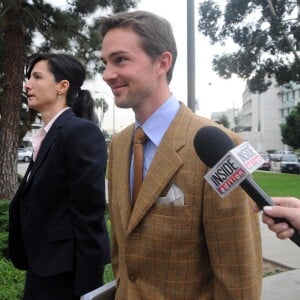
[233,115,241,132]
[0,0,138,199]
[280,103,300,149]
[217,114,230,128]
[198,0,300,93]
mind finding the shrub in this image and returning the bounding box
[104,263,113,284]
[0,258,25,300]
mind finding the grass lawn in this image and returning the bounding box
[253,171,300,198]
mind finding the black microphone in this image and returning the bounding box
[193,125,300,247]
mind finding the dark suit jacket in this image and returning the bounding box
[108,103,262,299]
[9,109,110,296]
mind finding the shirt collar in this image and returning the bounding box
[136,95,180,147]
[44,107,70,133]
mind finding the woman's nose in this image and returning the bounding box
[24,79,31,91]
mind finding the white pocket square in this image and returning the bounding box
[157,184,184,206]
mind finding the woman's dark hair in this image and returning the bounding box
[26,53,96,121]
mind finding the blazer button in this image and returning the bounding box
[129,274,136,282]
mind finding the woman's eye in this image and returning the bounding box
[31,73,41,80]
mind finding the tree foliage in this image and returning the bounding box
[280,103,300,149]
[217,114,230,128]
[0,0,138,199]
[198,0,300,93]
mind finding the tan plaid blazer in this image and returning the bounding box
[108,103,262,299]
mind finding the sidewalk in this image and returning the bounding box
[260,213,300,299]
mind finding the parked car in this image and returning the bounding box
[271,150,294,162]
[18,148,33,162]
[280,154,300,174]
[258,153,271,171]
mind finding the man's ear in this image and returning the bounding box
[158,51,172,75]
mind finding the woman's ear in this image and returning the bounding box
[57,80,70,96]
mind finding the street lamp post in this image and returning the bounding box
[187,0,196,112]
[112,101,115,134]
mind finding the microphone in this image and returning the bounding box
[193,125,300,247]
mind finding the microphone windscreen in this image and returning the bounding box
[193,126,235,168]
[194,126,300,247]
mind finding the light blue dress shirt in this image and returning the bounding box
[130,95,180,198]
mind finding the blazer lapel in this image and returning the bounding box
[127,140,183,236]
[111,125,135,234]
[26,109,73,184]
[127,103,192,236]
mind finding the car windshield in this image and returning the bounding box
[282,155,298,162]
[261,154,269,160]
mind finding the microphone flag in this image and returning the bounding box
[205,142,265,197]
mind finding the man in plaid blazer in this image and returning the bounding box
[100,10,262,300]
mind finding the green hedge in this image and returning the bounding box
[0,258,25,300]
[0,199,25,299]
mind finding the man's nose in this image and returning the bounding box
[102,64,117,82]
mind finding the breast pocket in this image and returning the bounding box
[145,204,194,241]
[137,204,198,261]
[47,225,74,242]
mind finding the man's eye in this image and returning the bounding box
[116,57,125,64]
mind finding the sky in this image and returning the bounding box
[48,0,247,132]
[91,0,247,132]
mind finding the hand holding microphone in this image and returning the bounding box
[262,197,300,240]
[193,126,300,247]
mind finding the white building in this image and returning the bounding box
[278,82,300,123]
[210,108,240,131]
[238,80,300,152]
[210,80,300,152]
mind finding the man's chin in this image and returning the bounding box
[114,98,132,109]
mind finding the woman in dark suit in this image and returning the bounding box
[9,53,110,300]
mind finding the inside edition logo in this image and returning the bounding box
[205,142,264,197]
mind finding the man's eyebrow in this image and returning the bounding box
[101,50,129,60]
